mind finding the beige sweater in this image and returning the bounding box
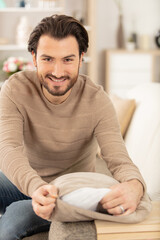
[0,71,145,197]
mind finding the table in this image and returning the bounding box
[95,201,160,240]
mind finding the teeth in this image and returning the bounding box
[53,79,65,82]
[49,77,65,82]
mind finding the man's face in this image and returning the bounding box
[32,35,83,103]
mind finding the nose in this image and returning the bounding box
[51,62,64,78]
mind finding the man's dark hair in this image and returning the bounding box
[28,14,89,56]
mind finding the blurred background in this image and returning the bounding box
[0,0,160,97]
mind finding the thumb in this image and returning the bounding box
[47,185,58,198]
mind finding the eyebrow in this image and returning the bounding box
[40,54,76,59]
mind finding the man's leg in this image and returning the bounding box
[0,171,30,215]
[0,172,50,240]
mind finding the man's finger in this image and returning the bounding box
[120,208,135,216]
[33,193,56,206]
[100,187,121,204]
[39,185,58,197]
[106,204,128,216]
[32,199,55,217]
[32,185,58,206]
[101,197,123,210]
[46,185,58,198]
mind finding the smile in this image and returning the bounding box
[48,77,66,82]
[52,79,65,82]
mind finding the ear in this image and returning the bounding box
[79,52,84,67]
[32,51,37,67]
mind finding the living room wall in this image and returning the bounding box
[96,0,160,86]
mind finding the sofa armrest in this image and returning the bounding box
[124,83,160,201]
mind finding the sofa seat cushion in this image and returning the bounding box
[23,231,48,240]
[124,83,160,201]
[49,220,96,240]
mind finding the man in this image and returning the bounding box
[0,15,144,239]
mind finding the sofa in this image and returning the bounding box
[24,82,160,239]
[110,82,160,201]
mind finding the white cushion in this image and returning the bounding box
[124,83,160,200]
[61,187,110,211]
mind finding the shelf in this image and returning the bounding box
[0,45,91,63]
[0,7,63,13]
[0,46,93,56]
[0,0,96,82]
[106,48,160,55]
[0,44,27,51]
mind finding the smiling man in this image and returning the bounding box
[0,15,144,239]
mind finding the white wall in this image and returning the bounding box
[96,0,160,86]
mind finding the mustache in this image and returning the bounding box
[45,74,70,80]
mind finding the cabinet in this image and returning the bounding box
[105,49,160,97]
[0,0,97,82]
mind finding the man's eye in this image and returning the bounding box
[64,58,73,62]
[43,58,52,62]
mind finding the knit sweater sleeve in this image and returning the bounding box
[0,82,47,197]
[93,89,146,189]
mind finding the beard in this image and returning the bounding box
[39,72,79,97]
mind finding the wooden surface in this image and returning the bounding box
[95,201,160,240]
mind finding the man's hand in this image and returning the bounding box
[32,184,58,220]
[100,179,144,216]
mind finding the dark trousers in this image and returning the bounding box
[0,171,50,240]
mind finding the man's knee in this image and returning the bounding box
[0,201,32,240]
[0,200,50,240]
[0,225,21,240]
